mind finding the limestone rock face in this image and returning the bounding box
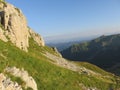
[5,67,38,90]
[0,2,4,9]
[29,28,45,46]
[0,3,29,51]
[0,67,38,90]
[0,27,8,42]
[0,73,22,90]
[0,2,45,51]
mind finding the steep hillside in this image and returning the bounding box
[61,34,120,75]
[0,1,120,90]
[0,38,120,90]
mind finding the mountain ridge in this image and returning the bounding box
[61,34,120,75]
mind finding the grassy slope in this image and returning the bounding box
[0,39,120,90]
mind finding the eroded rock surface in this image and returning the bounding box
[5,67,37,90]
[0,2,45,51]
[29,28,45,46]
[43,52,101,76]
[0,27,7,42]
[0,73,22,90]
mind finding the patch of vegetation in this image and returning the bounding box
[29,38,61,57]
[26,87,33,90]
[15,8,20,13]
[0,0,6,6]
[0,0,4,2]
[6,73,26,87]
[0,39,120,90]
[75,62,112,76]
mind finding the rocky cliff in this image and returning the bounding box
[0,1,45,51]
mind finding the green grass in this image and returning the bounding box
[75,62,112,76]
[0,39,120,90]
[6,73,26,87]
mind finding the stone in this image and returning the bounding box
[43,52,101,76]
[0,73,22,90]
[52,47,62,57]
[0,2,45,52]
[29,28,45,46]
[0,27,8,42]
[5,67,38,90]
[3,3,29,51]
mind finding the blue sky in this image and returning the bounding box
[6,0,120,42]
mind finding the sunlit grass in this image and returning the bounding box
[0,39,120,90]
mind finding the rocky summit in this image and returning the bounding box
[0,1,44,51]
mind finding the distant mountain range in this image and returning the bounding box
[61,34,120,75]
[46,36,96,51]
[47,40,84,51]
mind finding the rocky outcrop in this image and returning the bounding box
[29,28,45,46]
[0,27,8,42]
[0,1,45,52]
[0,73,22,90]
[43,52,101,76]
[0,66,38,90]
[52,47,62,57]
[0,3,29,51]
[5,67,38,90]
